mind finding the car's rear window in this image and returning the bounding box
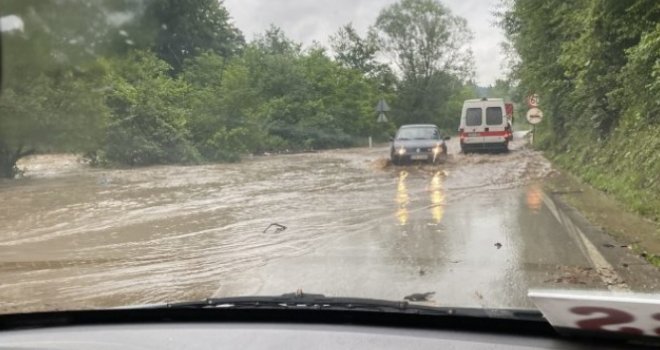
[486,107,503,125]
[465,108,482,126]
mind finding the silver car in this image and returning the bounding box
[390,124,450,165]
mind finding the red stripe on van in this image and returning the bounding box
[479,131,508,136]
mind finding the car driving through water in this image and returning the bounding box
[390,124,450,165]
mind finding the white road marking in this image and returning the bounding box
[542,194,629,291]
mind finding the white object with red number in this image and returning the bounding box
[527,94,539,108]
[529,289,660,337]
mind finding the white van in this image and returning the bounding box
[458,98,512,153]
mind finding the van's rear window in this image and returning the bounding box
[486,107,503,125]
[466,108,482,126]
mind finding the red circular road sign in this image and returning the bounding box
[527,94,539,108]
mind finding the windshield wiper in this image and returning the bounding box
[165,292,441,315]
[158,291,544,321]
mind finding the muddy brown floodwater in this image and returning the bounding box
[0,134,658,313]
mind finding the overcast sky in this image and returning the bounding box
[224,0,506,86]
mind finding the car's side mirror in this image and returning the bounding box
[444,136,451,141]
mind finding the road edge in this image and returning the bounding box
[541,191,660,292]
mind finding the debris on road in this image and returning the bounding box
[603,243,633,249]
[404,292,435,302]
[549,189,583,195]
[494,242,503,249]
[263,223,287,234]
[545,266,627,288]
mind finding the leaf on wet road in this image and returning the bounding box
[263,223,287,234]
[404,292,435,302]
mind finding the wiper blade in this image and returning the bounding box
[160,291,544,321]
[166,293,444,315]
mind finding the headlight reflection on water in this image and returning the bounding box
[396,170,409,225]
[526,183,542,213]
[396,170,445,226]
[430,171,445,223]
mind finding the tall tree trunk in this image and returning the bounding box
[0,145,35,178]
[0,150,17,178]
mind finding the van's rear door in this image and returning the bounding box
[463,107,484,144]
[482,106,507,144]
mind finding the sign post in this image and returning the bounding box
[374,99,390,148]
[526,94,542,145]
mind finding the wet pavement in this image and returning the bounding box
[0,134,658,313]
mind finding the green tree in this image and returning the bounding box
[0,1,117,178]
[499,0,660,219]
[98,51,199,165]
[375,0,474,81]
[142,0,244,73]
[0,72,108,177]
[182,52,259,161]
[373,0,475,128]
[330,24,384,76]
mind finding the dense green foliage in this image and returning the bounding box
[500,0,660,220]
[374,0,475,132]
[0,0,478,177]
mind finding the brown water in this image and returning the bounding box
[0,136,657,313]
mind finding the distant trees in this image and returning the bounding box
[373,0,475,131]
[0,1,112,177]
[500,0,660,140]
[500,0,660,218]
[142,0,244,73]
[0,0,480,178]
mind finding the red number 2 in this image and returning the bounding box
[653,313,660,336]
[570,307,644,335]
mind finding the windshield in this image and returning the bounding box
[396,127,439,140]
[1,0,659,319]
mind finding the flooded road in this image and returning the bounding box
[1,135,658,313]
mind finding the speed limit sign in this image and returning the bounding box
[527,94,539,108]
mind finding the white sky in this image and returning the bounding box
[224,0,506,86]
[0,15,24,33]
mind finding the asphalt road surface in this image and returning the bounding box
[0,133,658,313]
